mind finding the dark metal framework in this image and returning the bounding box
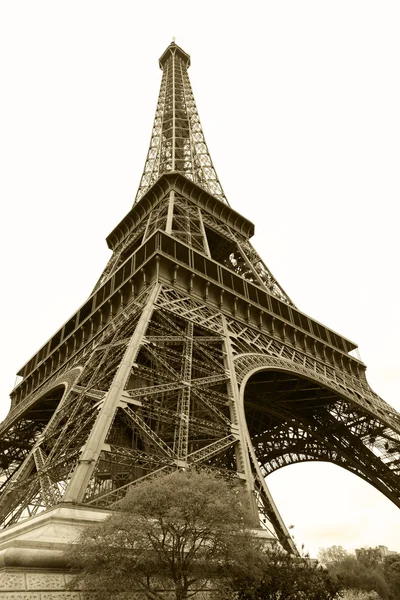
[1,42,400,554]
[135,43,227,204]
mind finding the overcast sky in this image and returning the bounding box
[1,1,399,557]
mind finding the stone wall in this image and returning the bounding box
[0,570,80,600]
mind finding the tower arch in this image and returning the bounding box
[236,354,400,510]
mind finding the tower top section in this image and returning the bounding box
[135,42,227,204]
[159,41,191,70]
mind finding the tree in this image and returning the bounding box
[318,545,349,566]
[65,470,264,600]
[383,554,400,600]
[341,591,381,600]
[320,546,390,600]
[233,547,341,600]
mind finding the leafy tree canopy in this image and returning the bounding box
[341,591,381,600]
[318,545,400,600]
[383,554,400,600]
[318,545,349,566]
[65,470,264,600]
[233,548,341,600]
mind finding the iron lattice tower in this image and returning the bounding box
[1,42,400,554]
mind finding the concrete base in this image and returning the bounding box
[0,504,110,599]
[0,505,275,599]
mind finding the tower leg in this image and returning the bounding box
[222,316,259,525]
[64,284,161,504]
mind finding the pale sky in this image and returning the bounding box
[1,1,399,558]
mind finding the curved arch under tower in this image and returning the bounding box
[238,358,400,511]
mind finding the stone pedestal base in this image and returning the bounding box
[0,505,109,599]
[0,505,275,598]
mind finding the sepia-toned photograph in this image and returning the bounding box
[0,2,399,598]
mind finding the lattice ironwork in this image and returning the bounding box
[1,41,399,556]
[135,42,227,204]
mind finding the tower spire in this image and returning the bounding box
[135,41,228,204]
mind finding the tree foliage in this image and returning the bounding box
[318,545,400,600]
[318,545,349,566]
[341,591,381,600]
[65,470,264,600]
[383,554,400,600]
[328,555,388,599]
[233,549,341,600]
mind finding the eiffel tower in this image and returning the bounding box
[1,41,400,564]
